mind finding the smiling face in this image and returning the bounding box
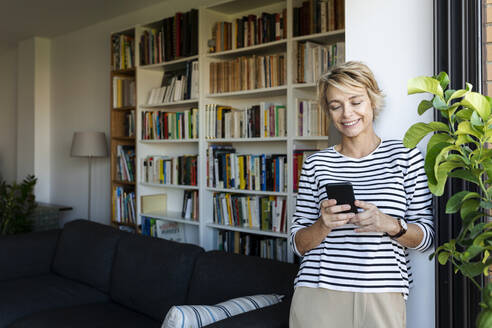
[325,85,375,139]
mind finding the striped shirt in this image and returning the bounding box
[290,140,434,299]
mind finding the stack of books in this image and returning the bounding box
[296,41,345,83]
[293,0,345,37]
[141,155,198,186]
[112,34,135,70]
[141,108,198,140]
[216,231,287,261]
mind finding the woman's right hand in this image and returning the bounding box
[319,199,355,231]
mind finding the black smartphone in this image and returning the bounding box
[324,182,358,214]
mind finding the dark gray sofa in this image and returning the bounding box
[0,219,297,327]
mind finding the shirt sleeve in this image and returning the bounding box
[290,156,321,257]
[403,148,435,252]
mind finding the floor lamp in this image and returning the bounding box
[70,132,108,220]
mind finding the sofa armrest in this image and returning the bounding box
[204,298,291,328]
[0,229,60,281]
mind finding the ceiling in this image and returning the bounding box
[0,0,169,52]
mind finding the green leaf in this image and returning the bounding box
[456,134,476,146]
[471,110,484,127]
[427,133,454,155]
[430,161,463,196]
[456,121,483,139]
[480,201,492,209]
[445,191,481,214]
[444,89,456,102]
[418,100,434,115]
[459,259,492,278]
[448,169,480,185]
[456,108,474,121]
[447,89,469,104]
[435,71,450,90]
[462,92,491,121]
[461,199,480,222]
[408,76,444,98]
[465,82,473,92]
[433,95,448,110]
[438,252,450,265]
[463,245,485,261]
[403,122,449,148]
[425,142,453,185]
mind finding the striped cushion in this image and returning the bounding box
[162,294,283,328]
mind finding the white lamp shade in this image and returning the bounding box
[71,131,108,157]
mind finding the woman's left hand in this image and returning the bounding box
[351,200,399,234]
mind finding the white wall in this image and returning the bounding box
[346,0,435,327]
[0,47,17,182]
[50,0,217,225]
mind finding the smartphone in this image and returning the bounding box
[324,182,358,214]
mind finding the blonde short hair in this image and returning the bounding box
[318,61,385,118]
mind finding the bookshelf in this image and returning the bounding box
[112,0,345,262]
[110,28,138,232]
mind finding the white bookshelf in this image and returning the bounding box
[125,0,344,263]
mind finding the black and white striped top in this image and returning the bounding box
[290,140,434,299]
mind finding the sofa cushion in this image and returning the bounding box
[0,229,60,281]
[205,297,292,328]
[7,302,160,328]
[110,233,204,321]
[0,274,109,327]
[163,294,284,328]
[52,219,122,293]
[187,251,298,305]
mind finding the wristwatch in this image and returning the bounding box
[388,218,408,239]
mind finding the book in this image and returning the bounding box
[141,193,167,214]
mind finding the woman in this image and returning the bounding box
[289,61,434,328]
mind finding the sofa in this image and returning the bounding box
[0,219,298,327]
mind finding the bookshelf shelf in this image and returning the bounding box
[207,85,287,98]
[112,136,136,141]
[292,83,317,89]
[141,182,199,190]
[112,180,136,186]
[140,211,200,226]
[207,223,288,239]
[294,136,329,141]
[207,39,287,59]
[207,187,288,196]
[292,29,345,43]
[112,106,136,111]
[140,99,199,109]
[206,0,284,14]
[140,139,199,144]
[206,137,287,143]
[140,55,199,71]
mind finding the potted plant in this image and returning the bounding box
[0,175,37,235]
[404,72,492,327]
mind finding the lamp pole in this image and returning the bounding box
[88,156,92,220]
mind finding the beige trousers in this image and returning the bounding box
[289,287,406,328]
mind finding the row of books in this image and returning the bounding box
[141,108,198,140]
[112,77,135,108]
[139,9,198,65]
[213,193,287,233]
[216,230,287,262]
[293,0,344,37]
[293,149,318,191]
[297,41,345,83]
[205,103,286,139]
[112,34,135,70]
[296,99,329,136]
[146,61,199,104]
[141,155,198,186]
[210,10,287,53]
[209,54,286,94]
[123,111,135,137]
[116,145,135,182]
[142,218,185,242]
[182,190,199,220]
[207,145,287,192]
[113,187,136,224]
